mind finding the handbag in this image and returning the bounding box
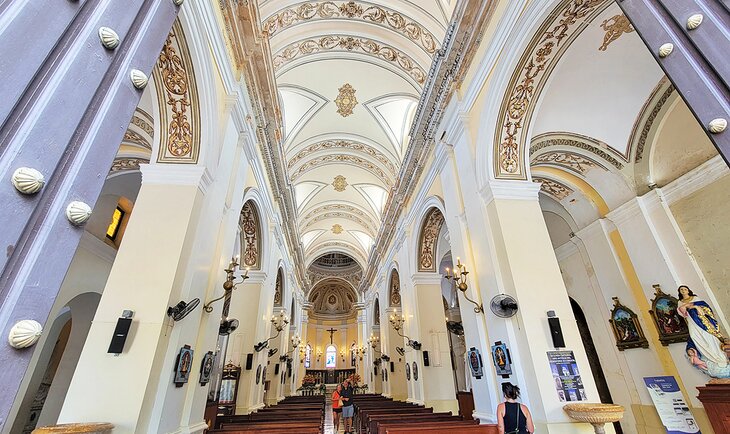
[505,403,520,434]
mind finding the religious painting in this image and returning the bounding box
[467,347,484,379]
[412,362,418,381]
[405,361,411,380]
[174,345,194,387]
[199,351,214,386]
[255,364,262,384]
[649,284,689,346]
[491,342,512,376]
[609,297,649,350]
[547,350,587,402]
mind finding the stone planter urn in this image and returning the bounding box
[563,403,625,434]
[32,422,114,434]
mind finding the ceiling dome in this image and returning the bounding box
[308,278,358,320]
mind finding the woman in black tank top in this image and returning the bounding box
[497,383,535,434]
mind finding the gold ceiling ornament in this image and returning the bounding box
[153,21,200,163]
[417,208,445,272]
[109,157,149,175]
[331,224,344,234]
[287,139,397,175]
[335,83,358,117]
[599,14,634,51]
[495,0,609,179]
[332,175,348,191]
[303,212,376,236]
[533,176,574,201]
[240,201,262,269]
[631,80,675,163]
[272,35,426,84]
[262,1,439,55]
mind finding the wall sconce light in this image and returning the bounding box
[254,311,289,352]
[355,344,366,361]
[367,334,380,354]
[340,348,347,362]
[316,347,323,361]
[204,256,249,313]
[389,309,421,350]
[444,257,484,313]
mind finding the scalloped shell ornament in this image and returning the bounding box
[709,118,727,134]
[173,0,184,5]
[11,167,45,194]
[658,43,674,58]
[8,320,43,349]
[130,69,148,89]
[686,14,703,30]
[98,27,120,50]
[66,201,92,226]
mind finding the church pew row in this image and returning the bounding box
[354,395,497,434]
[210,395,324,433]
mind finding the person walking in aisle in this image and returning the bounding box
[340,379,355,434]
[497,382,534,434]
[332,383,344,432]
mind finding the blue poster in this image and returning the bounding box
[644,376,700,434]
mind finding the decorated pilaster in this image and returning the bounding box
[384,306,407,400]
[477,179,601,434]
[58,164,212,431]
[355,303,368,382]
[294,303,312,391]
[410,273,458,413]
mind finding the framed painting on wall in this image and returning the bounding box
[174,345,194,387]
[609,297,649,350]
[648,284,689,346]
[405,362,411,381]
[199,351,214,386]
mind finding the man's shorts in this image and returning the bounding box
[342,405,354,418]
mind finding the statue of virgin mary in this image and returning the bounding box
[677,285,729,377]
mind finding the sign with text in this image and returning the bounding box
[547,350,586,402]
[644,376,700,434]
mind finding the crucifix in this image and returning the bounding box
[326,327,338,344]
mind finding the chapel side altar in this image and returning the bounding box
[306,369,355,384]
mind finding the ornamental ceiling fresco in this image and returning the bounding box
[258,0,454,269]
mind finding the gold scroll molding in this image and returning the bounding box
[389,269,401,306]
[417,207,445,272]
[288,139,397,175]
[153,20,200,163]
[530,132,625,170]
[262,1,439,56]
[494,0,610,179]
[274,269,283,306]
[240,201,262,270]
[301,203,378,229]
[272,35,427,85]
[599,14,634,51]
[290,154,394,186]
[533,176,574,201]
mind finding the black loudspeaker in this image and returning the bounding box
[107,318,132,354]
[274,363,280,375]
[245,353,254,370]
[390,361,395,372]
[423,351,430,367]
[548,317,566,348]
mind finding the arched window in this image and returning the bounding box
[325,345,337,368]
[305,344,312,368]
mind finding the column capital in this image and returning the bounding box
[606,197,642,227]
[411,272,442,286]
[243,270,268,284]
[479,179,540,205]
[140,163,213,193]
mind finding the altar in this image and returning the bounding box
[306,369,355,385]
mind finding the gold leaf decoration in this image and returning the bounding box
[335,83,358,117]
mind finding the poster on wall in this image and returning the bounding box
[644,376,700,434]
[467,347,484,379]
[547,350,586,402]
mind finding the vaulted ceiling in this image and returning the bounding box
[259,0,454,268]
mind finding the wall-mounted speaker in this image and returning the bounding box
[423,351,430,367]
[245,353,254,370]
[274,363,280,375]
[107,317,132,354]
[548,316,566,348]
[390,361,394,373]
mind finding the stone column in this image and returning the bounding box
[0,3,179,428]
[266,306,289,405]
[383,307,407,400]
[410,273,458,414]
[479,180,600,434]
[58,164,210,431]
[355,302,368,383]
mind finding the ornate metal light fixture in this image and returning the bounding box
[254,311,289,352]
[367,334,380,354]
[287,334,301,354]
[389,309,421,350]
[204,257,250,313]
[443,257,484,313]
[355,344,366,361]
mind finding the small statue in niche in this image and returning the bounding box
[677,285,730,378]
